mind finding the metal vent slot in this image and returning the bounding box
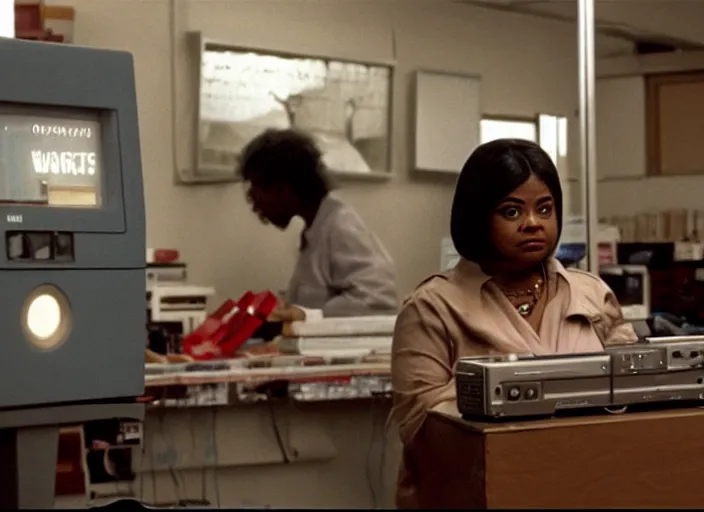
[457,373,484,412]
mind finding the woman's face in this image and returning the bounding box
[246,180,296,230]
[489,174,558,270]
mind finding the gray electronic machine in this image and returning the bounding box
[0,38,146,508]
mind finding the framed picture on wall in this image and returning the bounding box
[190,32,394,183]
[413,70,481,174]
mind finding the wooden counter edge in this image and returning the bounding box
[429,400,704,434]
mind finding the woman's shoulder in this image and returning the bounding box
[558,265,616,308]
[397,270,474,328]
[401,260,491,315]
[561,266,611,291]
[403,272,457,307]
[394,273,459,342]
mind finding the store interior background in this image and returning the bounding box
[29,0,704,303]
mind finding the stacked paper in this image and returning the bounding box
[278,315,396,358]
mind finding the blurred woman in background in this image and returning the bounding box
[239,129,399,320]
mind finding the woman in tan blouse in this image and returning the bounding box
[389,138,637,508]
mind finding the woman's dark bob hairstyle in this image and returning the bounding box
[450,138,563,263]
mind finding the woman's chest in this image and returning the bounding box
[287,247,333,307]
[446,308,605,360]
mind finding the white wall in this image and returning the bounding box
[587,52,704,218]
[595,76,646,183]
[65,0,631,303]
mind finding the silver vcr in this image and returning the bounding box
[455,336,704,420]
[455,352,612,419]
[607,336,704,406]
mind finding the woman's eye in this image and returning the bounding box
[538,205,553,216]
[503,207,520,219]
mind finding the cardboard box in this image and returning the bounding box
[14,0,73,43]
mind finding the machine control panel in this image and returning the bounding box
[505,382,541,402]
[6,230,74,262]
[612,347,666,375]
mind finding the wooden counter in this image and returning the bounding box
[413,402,704,509]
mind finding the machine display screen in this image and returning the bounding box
[601,272,644,307]
[0,112,102,207]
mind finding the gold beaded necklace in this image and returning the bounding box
[497,266,546,317]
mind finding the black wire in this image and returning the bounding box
[110,448,121,496]
[139,420,146,502]
[188,408,207,502]
[149,416,157,504]
[365,397,380,509]
[107,444,133,499]
[127,468,135,500]
[202,451,207,502]
[157,410,182,503]
[211,407,221,508]
[376,394,390,506]
[265,390,290,464]
[367,391,392,509]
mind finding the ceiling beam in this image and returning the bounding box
[456,0,704,49]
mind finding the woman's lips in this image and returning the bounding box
[518,239,547,251]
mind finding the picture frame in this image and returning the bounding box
[189,32,395,183]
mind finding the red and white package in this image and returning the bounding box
[182,290,278,361]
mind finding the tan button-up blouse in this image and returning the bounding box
[389,257,638,508]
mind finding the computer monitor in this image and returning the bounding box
[0,38,146,408]
[599,264,651,321]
